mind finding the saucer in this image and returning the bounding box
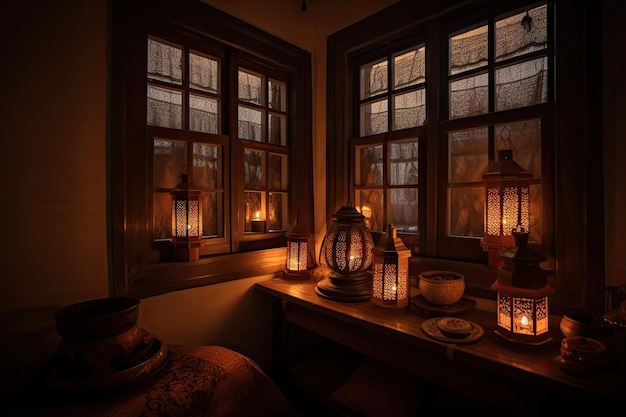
[421,317,484,344]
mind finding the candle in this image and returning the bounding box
[250,211,266,233]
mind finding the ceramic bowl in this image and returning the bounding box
[559,312,613,341]
[418,270,465,306]
[54,297,140,340]
[560,336,611,369]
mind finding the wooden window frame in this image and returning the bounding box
[327,0,605,313]
[110,0,313,298]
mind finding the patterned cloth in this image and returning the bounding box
[35,345,290,417]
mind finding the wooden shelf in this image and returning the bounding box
[256,277,626,414]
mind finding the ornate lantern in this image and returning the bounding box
[284,218,310,279]
[170,174,203,262]
[370,224,411,309]
[492,228,553,345]
[316,202,374,302]
[481,149,533,268]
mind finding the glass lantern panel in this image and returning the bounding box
[360,99,388,136]
[393,89,425,130]
[238,69,262,105]
[513,297,539,336]
[189,94,219,134]
[238,106,263,142]
[393,47,425,89]
[148,38,182,85]
[495,57,548,111]
[287,240,308,271]
[147,85,182,129]
[189,51,219,93]
[495,5,548,62]
[269,153,288,191]
[497,293,513,331]
[449,73,488,119]
[449,25,488,76]
[360,58,388,99]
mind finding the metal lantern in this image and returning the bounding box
[170,174,203,262]
[370,224,411,309]
[492,228,554,345]
[481,149,532,268]
[284,218,310,279]
[316,202,374,301]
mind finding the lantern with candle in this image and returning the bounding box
[170,174,203,262]
[491,227,554,345]
[316,202,374,301]
[481,149,532,268]
[284,218,310,279]
[250,211,266,233]
[370,224,411,309]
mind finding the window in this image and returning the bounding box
[111,0,313,298]
[328,0,605,311]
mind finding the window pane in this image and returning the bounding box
[496,5,548,62]
[450,25,487,75]
[388,188,418,235]
[394,47,425,89]
[357,145,383,186]
[268,113,287,145]
[268,79,286,111]
[238,106,263,141]
[269,153,288,190]
[269,192,288,231]
[153,139,186,189]
[190,94,219,134]
[192,143,220,189]
[448,186,484,237]
[393,89,425,130]
[202,192,221,237]
[153,192,173,240]
[448,128,488,238]
[356,189,384,232]
[239,70,262,105]
[148,38,182,85]
[360,99,388,136]
[389,140,418,186]
[495,120,541,178]
[360,59,388,99]
[449,73,488,118]
[448,128,488,184]
[189,51,219,93]
[244,149,264,188]
[495,57,548,111]
[147,85,182,129]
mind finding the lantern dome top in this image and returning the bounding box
[332,201,366,223]
[483,149,533,180]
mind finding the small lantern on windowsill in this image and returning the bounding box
[316,202,374,302]
[492,227,554,345]
[284,218,310,279]
[370,224,411,309]
[481,149,532,268]
[170,174,203,262]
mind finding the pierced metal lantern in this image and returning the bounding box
[492,228,554,345]
[170,174,203,262]
[481,149,533,268]
[284,218,310,279]
[316,202,374,301]
[370,224,411,309]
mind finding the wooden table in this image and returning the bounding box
[255,277,626,413]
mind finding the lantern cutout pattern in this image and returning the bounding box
[370,224,411,309]
[284,218,310,279]
[171,174,203,262]
[316,202,374,302]
[481,149,532,268]
[491,228,554,345]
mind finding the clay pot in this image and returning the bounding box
[418,270,465,306]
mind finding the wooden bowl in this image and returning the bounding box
[418,270,465,306]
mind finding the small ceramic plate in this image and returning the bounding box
[436,317,473,338]
[421,318,484,344]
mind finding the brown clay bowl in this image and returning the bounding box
[418,270,465,306]
[54,297,140,340]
